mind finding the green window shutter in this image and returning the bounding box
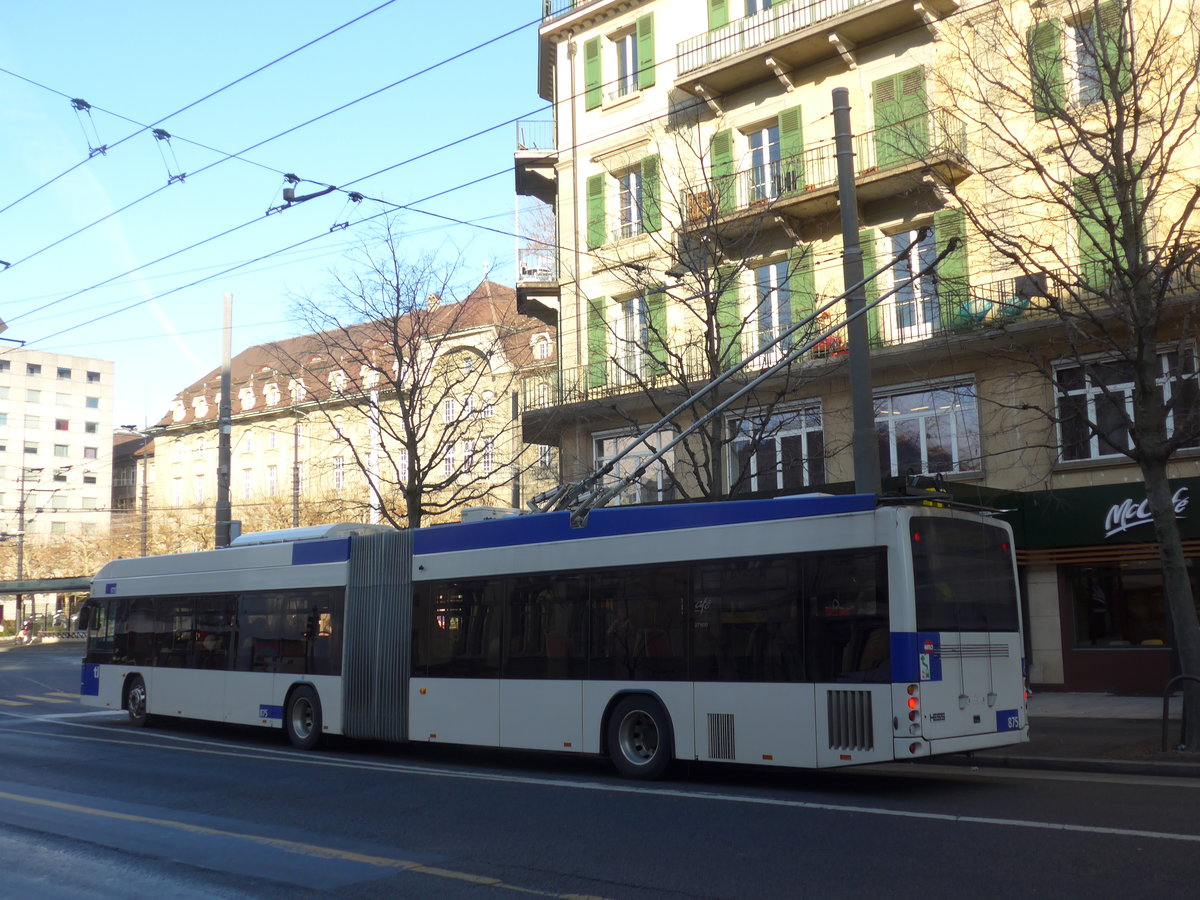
[710,129,735,215]
[859,229,882,347]
[586,173,606,249]
[584,37,602,111]
[1074,175,1116,290]
[636,14,656,90]
[707,0,729,31]
[587,298,608,389]
[716,266,742,367]
[933,209,970,319]
[641,154,661,234]
[647,285,668,378]
[1028,21,1065,121]
[873,67,927,170]
[1097,2,1132,99]
[778,106,805,195]
[789,246,815,332]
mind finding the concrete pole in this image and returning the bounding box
[833,88,882,496]
[215,293,233,547]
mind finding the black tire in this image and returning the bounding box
[285,685,322,750]
[126,675,150,727]
[606,694,673,780]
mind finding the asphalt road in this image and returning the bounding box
[2,644,1198,899]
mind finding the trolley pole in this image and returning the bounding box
[215,293,233,548]
[833,88,881,495]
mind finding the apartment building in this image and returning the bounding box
[516,0,1200,692]
[153,281,557,541]
[0,349,115,549]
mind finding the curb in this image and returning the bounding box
[937,752,1200,779]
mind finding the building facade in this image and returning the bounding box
[0,349,115,548]
[516,0,1200,692]
[152,281,557,545]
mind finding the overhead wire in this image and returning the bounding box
[16,0,1015,350]
[0,0,402,218]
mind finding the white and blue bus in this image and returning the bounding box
[78,494,1028,778]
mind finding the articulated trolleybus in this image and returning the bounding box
[79,493,1028,778]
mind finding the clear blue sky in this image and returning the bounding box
[0,1,546,428]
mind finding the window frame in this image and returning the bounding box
[874,380,982,477]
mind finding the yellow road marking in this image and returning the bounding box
[0,700,31,707]
[47,692,79,699]
[15,695,73,704]
[0,790,608,899]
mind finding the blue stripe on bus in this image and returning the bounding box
[890,632,944,683]
[413,494,878,555]
[291,538,351,566]
[80,664,100,697]
[919,632,943,683]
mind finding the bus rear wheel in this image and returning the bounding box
[606,695,672,780]
[285,685,322,750]
[126,676,150,727]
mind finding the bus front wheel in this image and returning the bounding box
[125,676,150,727]
[606,695,672,780]
[285,685,322,750]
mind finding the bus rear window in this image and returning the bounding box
[911,516,1019,632]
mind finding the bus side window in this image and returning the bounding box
[803,548,889,683]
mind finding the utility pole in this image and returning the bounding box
[215,293,233,547]
[140,432,150,556]
[833,88,882,495]
[292,413,301,528]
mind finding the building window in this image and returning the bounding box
[55,418,69,431]
[398,447,410,482]
[462,395,474,418]
[83,474,96,485]
[0,360,9,372]
[173,479,183,506]
[57,367,72,380]
[443,398,455,424]
[532,334,551,360]
[616,169,643,239]
[1057,348,1199,461]
[0,414,6,426]
[85,396,100,409]
[242,468,253,500]
[1068,17,1102,106]
[481,439,495,476]
[194,474,205,503]
[482,392,496,417]
[56,392,70,405]
[268,429,278,450]
[84,447,98,460]
[25,415,40,429]
[747,123,781,202]
[26,363,41,376]
[444,443,456,477]
[27,390,41,403]
[82,497,98,510]
[616,296,648,383]
[54,444,69,458]
[24,443,37,455]
[333,456,345,491]
[754,261,791,362]
[613,30,638,98]
[86,370,101,383]
[594,428,675,506]
[875,382,982,476]
[53,471,67,483]
[1069,561,1200,648]
[891,227,940,340]
[51,521,66,535]
[728,404,825,494]
[85,422,98,434]
[537,444,554,469]
[267,465,278,497]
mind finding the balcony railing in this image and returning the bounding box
[517,247,557,283]
[685,109,966,226]
[679,0,859,75]
[542,0,601,23]
[516,119,556,153]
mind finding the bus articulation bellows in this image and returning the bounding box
[79,493,1029,778]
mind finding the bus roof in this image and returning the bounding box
[414,493,878,556]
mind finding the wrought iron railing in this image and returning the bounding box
[516,119,556,153]
[678,0,862,75]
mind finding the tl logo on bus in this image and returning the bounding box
[920,639,935,681]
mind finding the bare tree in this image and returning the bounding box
[284,219,541,529]
[933,1,1200,744]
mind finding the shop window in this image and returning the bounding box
[1069,561,1200,647]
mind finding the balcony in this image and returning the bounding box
[681,109,969,233]
[677,0,959,95]
[515,119,557,204]
[516,247,560,325]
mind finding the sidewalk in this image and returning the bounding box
[945,692,1200,778]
